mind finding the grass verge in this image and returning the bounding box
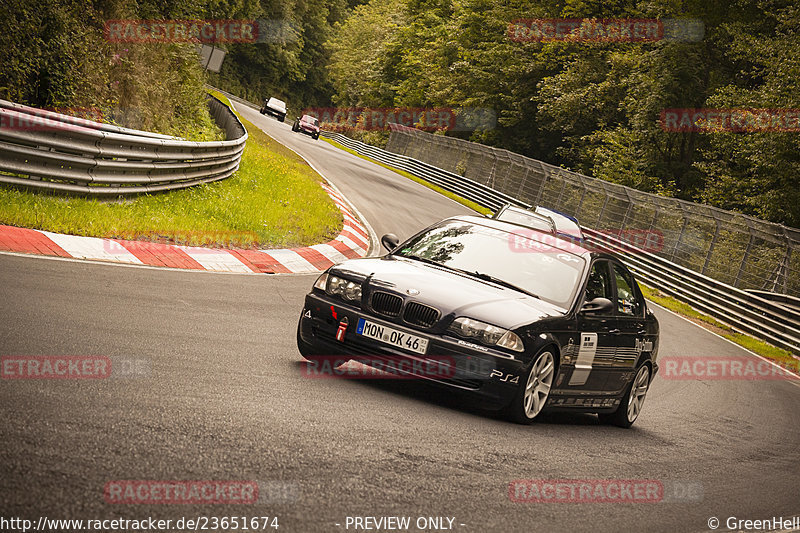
[0,93,342,249]
[321,136,492,216]
[640,284,798,368]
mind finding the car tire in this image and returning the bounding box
[507,348,556,424]
[292,121,300,132]
[278,114,285,122]
[312,132,319,140]
[598,362,651,428]
[260,108,265,114]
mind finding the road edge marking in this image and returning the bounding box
[648,300,800,385]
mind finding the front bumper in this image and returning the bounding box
[298,292,527,409]
[263,107,285,117]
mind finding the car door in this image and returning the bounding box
[608,261,649,394]
[568,259,618,393]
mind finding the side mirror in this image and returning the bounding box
[580,297,614,315]
[381,233,400,252]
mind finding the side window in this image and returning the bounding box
[585,260,614,307]
[612,263,644,316]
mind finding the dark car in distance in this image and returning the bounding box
[297,215,659,426]
[292,114,320,139]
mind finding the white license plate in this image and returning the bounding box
[356,318,428,355]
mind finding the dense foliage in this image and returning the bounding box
[207,0,365,112]
[326,0,800,227]
[0,0,248,138]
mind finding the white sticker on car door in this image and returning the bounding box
[569,332,598,385]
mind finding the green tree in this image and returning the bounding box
[697,2,800,226]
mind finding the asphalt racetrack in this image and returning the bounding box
[1,105,798,533]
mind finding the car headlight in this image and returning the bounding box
[343,281,362,301]
[326,275,348,296]
[448,317,524,352]
[314,272,362,302]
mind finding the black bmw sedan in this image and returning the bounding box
[297,215,659,427]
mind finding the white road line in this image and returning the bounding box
[648,301,800,385]
[40,231,142,264]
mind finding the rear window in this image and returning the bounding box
[495,209,553,233]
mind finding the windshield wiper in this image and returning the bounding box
[470,271,540,299]
[396,254,462,273]
[397,255,539,298]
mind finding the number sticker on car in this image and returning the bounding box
[569,332,597,386]
[356,318,429,355]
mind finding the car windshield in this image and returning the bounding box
[394,221,586,309]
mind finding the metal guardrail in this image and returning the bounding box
[585,228,800,355]
[0,94,247,195]
[322,131,517,212]
[210,87,261,112]
[321,129,800,355]
[745,290,800,313]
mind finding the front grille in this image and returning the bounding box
[403,302,440,328]
[371,291,403,317]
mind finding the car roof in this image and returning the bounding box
[445,214,592,257]
[493,204,584,241]
[533,206,583,238]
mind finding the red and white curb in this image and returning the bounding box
[0,182,370,274]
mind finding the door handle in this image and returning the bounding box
[609,329,621,335]
[637,330,647,335]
